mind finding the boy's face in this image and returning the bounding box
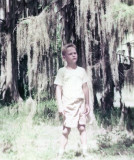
[63,47,78,65]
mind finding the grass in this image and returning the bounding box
[0,100,134,160]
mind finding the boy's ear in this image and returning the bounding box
[62,55,66,60]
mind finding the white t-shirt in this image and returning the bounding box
[54,66,88,100]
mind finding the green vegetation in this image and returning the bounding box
[95,108,121,128]
[95,106,134,132]
[34,99,58,125]
[0,100,134,160]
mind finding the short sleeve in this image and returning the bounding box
[54,68,64,86]
[82,69,88,84]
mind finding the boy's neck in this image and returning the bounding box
[66,63,77,69]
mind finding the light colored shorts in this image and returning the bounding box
[62,97,87,128]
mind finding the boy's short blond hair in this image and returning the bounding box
[62,43,76,55]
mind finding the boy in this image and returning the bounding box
[54,43,90,157]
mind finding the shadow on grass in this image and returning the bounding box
[63,150,82,159]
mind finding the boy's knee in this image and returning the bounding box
[78,125,85,133]
[62,127,71,136]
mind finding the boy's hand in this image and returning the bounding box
[85,104,90,115]
[58,107,64,116]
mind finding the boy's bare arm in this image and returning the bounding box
[55,85,64,115]
[82,82,90,115]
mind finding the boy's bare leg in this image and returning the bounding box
[59,126,71,156]
[78,125,87,156]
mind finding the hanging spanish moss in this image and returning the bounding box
[66,0,134,115]
[17,4,61,100]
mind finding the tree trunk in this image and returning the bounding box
[0,0,21,103]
